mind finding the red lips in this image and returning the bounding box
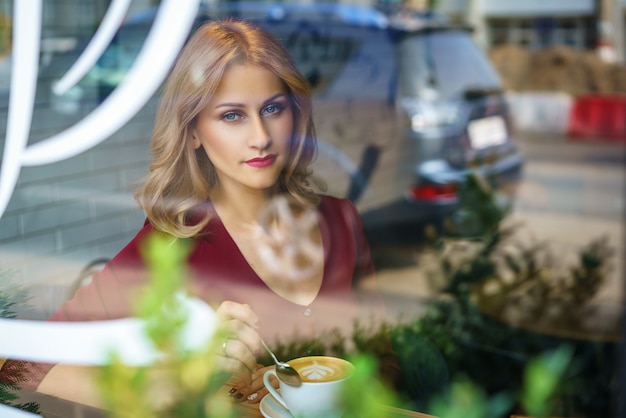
[245,154,277,168]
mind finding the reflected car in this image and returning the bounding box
[359,13,525,241]
[233,4,524,242]
[37,3,524,243]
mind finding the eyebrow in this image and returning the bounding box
[214,93,288,109]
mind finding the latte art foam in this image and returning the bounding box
[299,361,335,381]
[288,356,352,383]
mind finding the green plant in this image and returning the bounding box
[0,271,33,320]
[444,171,509,239]
[98,232,234,418]
[428,377,512,418]
[409,173,619,417]
[0,271,40,414]
[521,345,575,418]
[341,354,405,418]
[424,345,575,418]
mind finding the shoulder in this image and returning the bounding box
[317,194,359,219]
[107,221,158,268]
[316,195,364,236]
[318,194,355,211]
[110,219,207,268]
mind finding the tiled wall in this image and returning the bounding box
[0,99,158,318]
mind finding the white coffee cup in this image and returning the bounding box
[263,356,354,418]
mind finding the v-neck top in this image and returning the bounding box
[49,195,375,342]
[0,195,383,392]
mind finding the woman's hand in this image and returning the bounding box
[215,301,263,376]
[228,364,277,403]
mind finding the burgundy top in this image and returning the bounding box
[50,195,376,340]
[0,195,385,391]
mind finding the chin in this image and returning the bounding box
[247,178,281,191]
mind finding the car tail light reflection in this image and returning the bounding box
[408,183,458,202]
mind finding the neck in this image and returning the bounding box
[210,185,279,226]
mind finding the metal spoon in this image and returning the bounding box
[261,339,302,386]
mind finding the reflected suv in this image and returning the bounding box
[234,5,524,241]
[359,12,525,240]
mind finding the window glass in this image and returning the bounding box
[397,29,502,99]
[0,2,619,418]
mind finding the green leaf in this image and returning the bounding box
[521,345,574,418]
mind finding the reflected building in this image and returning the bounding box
[435,0,625,62]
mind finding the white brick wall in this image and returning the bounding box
[505,92,574,135]
[0,99,157,317]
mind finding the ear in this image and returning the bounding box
[191,131,201,150]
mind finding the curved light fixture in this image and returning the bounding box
[0,295,217,366]
[52,0,132,96]
[0,0,201,219]
[21,0,201,166]
[0,404,40,418]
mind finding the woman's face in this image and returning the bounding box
[192,63,293,194]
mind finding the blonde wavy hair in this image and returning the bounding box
[135,18,319,238]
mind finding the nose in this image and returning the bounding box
[248,115,272,150]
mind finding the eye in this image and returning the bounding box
[262,102,284,117]
[221,111,242,122]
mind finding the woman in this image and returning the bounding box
[2,18,380,406]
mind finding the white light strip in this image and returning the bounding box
[0,404,41,418]
[0,0,41,218]
[52,0,132,96]
[0,296,216,366]
[21,0,201,166]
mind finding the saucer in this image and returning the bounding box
[259,393,292,418]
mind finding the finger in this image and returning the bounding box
[217,355,253,376]
[216,301,263,356]
[243,375,277,404]
[245,365,272,393]
[220,318,262,356]
[250,365,274,386]
[216,301,258,329]
[222,339,257,373]
[234,366,275,404]
[248,368,279,391]
[246,386,269,404]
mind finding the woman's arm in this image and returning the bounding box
[35,300,263,410]
[37,364,103,408]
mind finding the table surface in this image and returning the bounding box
[17,385,434,418]
[234,401,434,417]
[229,391,433,418]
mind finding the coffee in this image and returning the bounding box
[288,356,353,383]
[263,356,354,417]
